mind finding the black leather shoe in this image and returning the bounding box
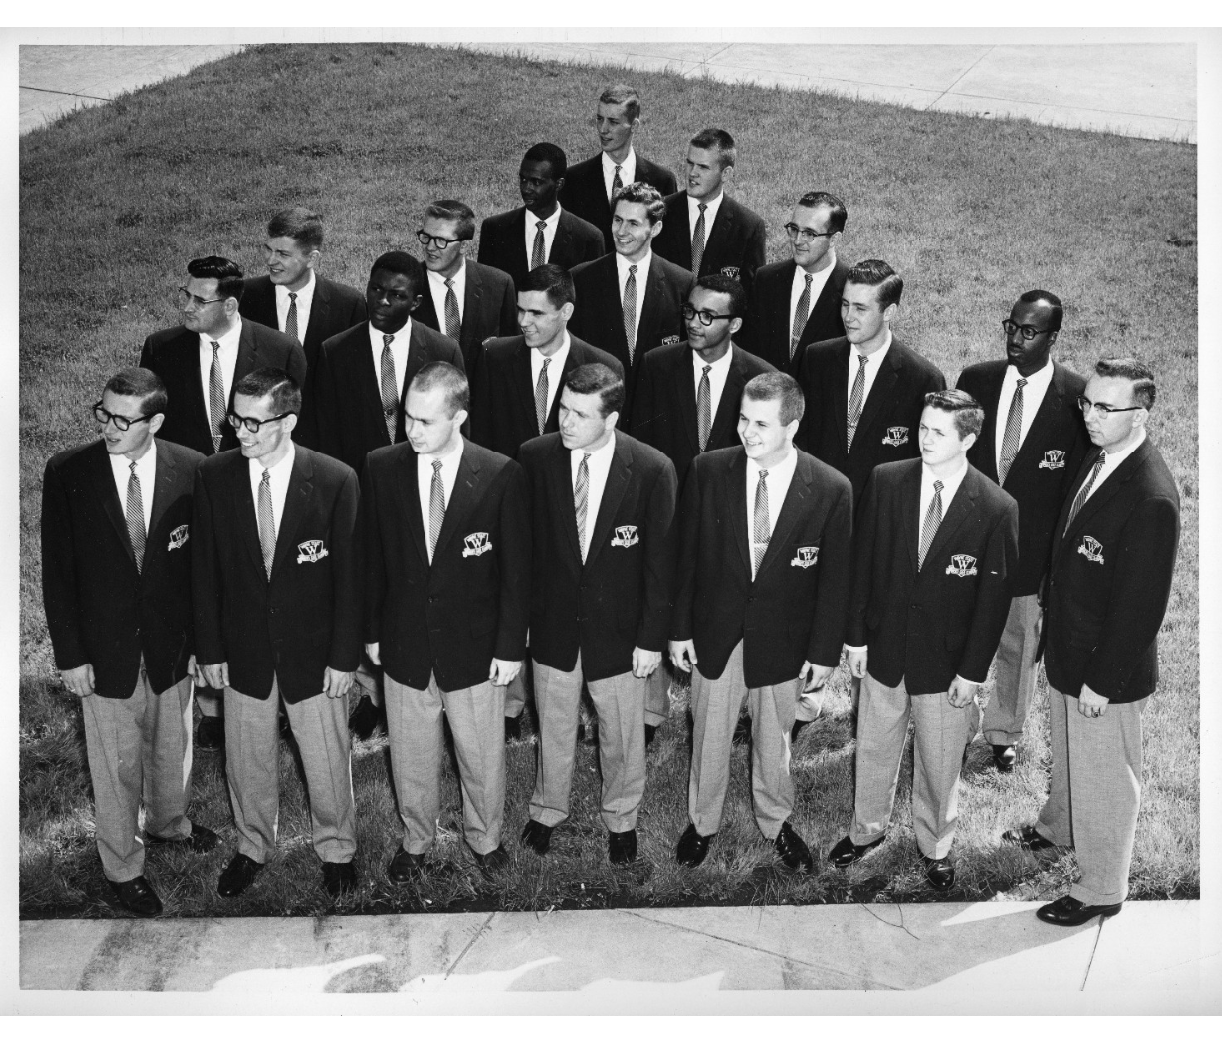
[196,714,224,751]
[992,744,1017,772]
[828,833,885,868]
[322,860,357,897]
[791,719,812,745]
[348,694,380,741]
[1002,824,1062,853]
[608,829,638,866]
[473,844,509,872]
[504,714,523,742]
[774,821,814,873]
[217,853,263,897]
[1036,895,1122,926]
[732,715,751,746]
[644,724,658,747]
[521,819,553,855]
[675,823,714,867]
[148,822,219,853]
[387,847,427,883]
[922,855,955,890]
[109,876,163,917]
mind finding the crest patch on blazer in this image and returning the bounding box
[720,266,740,280]
[790,545,820,569]
[297,539,329,564]
[1077,535,1104,564]
[462,531,492,557]
[167,524,189,551]
[945,553,978,577]
[1039,450,1066,470]
[882,426,909,447]
[661,334,680,346]
[611,525,639,548]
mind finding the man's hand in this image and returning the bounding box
[947,676,979,709]
[489,659,522,687]
[188,654,207,687]
[669,639,697,673]
[799,661,833,694]
[846,648,868,679]
[61,664,96,699]
[632,647,662,679]
[1078,684,1110,718]
[365,642,381,666]
[1034,609,1044,642]
[323,667,355,700]
[201,663,229,690]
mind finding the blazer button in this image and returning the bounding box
[428,596,438,604]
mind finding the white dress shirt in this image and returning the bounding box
[416,439,464,563]
[616,250,652,342]
[686,191,724,245]
[845,331,893,415]
[602,147,637,201]
[426,261,467,329]
[746,447,798,579]
[692,343,735,421]
[530,333,571,422]
[571,431,617,561]
[198,319,242,433]
[368,320,412,403]
[109,442,157,534]
[523,205,564,265]
[275,270,316,338]
[248,443,296,538]
[789,250,838,335]
[1080,429,1147,507]
[994,358,1055,473]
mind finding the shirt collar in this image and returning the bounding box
[427,260,466,287]
[421,437,465,467]
[747,446,797,480]
[1005,356,1054,388]
[274,270,315,300]
[109,440,157,479]
[852,329,892,362]
[616,250,651,276]
[200,316,242,351]
[530,205,563,230]
[602,146,636,174]
[575,429,617,463]
[922,457,968,493]
[693,344,734,375]
[369,319,411,348]
[249,442,296,479]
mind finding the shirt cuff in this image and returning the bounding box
[843,645,866,654]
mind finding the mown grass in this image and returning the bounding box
[19,42,1197,917]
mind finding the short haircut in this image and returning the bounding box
[796,190,848,234]
[425,199,476,241]
[694,273,748,318]
[612,181,666,225]
[743,372,805,426]
[233,367,302,415]
[519,263,576,309]
[187,255,244,302]
[924,388,984,439]
[266,207,324,251]
[370,250,424,296]
[105,367,168,417]
[599,83,641,122]
[1017,288,1064,332]
[689,128,737,169]
[564,362,625,418]
[523,142,567,180]
[410,360,470,417]
[1095,357,1157,410]
[846,258,903,310]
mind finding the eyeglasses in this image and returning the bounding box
[93,403,154,431]
[682,304,736,326]
[784,222,835,243]
[1076,396,1143,417]
[416,230,465,250]
[176,287,227,310]
[226,409,295,433]
[1001,319,1054,341]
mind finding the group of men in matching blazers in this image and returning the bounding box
[40,80,1181,930]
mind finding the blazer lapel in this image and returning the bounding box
[973,367,1006,474]
[147,442,179,538]
[675,347,701,456]
[232,321,261,402]
[431,442,482,563]
[705,200,735,263]
[464,265,485,341]
[547,439,583,564]
[1064,441,1149,542]
[395,447,429,565]
[901,462,922,574]
[551,213,573,265]
[707,346,747,448]
[637,259,667,351]
[272,449,314,577]
[1011,365,1073,473]
[515,342,542,435]
[584,436,631,569]
[360,326,393,446]
[831,342,851,441]
[549,344,585,430]
[231,454,265,576]
[91,444,137,568]
[309,278,332,340]
[922,471,979,576]
[726,450,752,575]
[755,454,811,578]
[854,346,900,446]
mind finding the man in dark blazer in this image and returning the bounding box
[41,368,218,917]
[557,83,678,248]
[828,390,1019,890]
[518,364,677,866]
[193,368,361,900]
[669,373,853,872]
[476,142,606,292]
[652,128,767,300]
[956,290,1088,772]
[1004,358,1179,927]
[568,182,694,424]
[745,191,850,377]
[413,199,517,375]
[360,362,530,878]
[238,206,368,380]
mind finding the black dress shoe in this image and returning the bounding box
[147,822,219,853]
[322,860,357,897]
[731,715,751,746]
[675,823,714,867]
[473,844,509,872]
[827,833,885,868]
[1036,895,1123,926]
[109,876,163,917]
[790,718,812,745]
[922,855,955,890]
[991,744,1017,772]
[521,819,553,855]
[608,828,638,865]
[348,694,381,741]
[196,715,225,751]
[504,715,523,742]
[773,821,814,873]
[1002,824,1061,853]
[387,847,427,884]
[644,724,658,747]
[217,853,263,897]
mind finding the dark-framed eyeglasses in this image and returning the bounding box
[784,222,835,243]
[682,304,736,326]
[176,287,227,310]
[416,229,465,250]
[1001,319,1054,341]
[1076,396,1143,417]
[93,403,155,432]
[226,409,295,433]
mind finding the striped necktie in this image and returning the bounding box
[443,278,461,341]
[791,273,813,361]
[126,461,146,573]
[917,480,943,571]
[209,341,224,453]
[690,203,708,275]
[611,165,623,200]
[1065,454,1106,531]
[623,264,638,365]
[428,459,445,560]
[697,364,712,451]
[257,469,276,579]
[847,353,867,450]
[535,357,551,436]
[380,334,398,443]
[997,377,1027,486]
[285,291,299,342]
[752,469,770,575]
[531,220,547,270]
[575,452,591,561]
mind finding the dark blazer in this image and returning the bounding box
[192,446,360,704]
[797,336,947,507]
[568,251,694,424]
[307,320,464,476]
[476,206,606,291]
[238,274,368,375]
[41,439,203,699]
[630,341,776,489]
[413,260,518,371]
[469,334,624,459]
[139,320,307,457]
[1042,438,1180,704]
[744,256,849,377]
[957,360,1089,597]
[359,438,530,692]
[846,460,1019,695]
[671,446,853,687]
[557,152,678,247]
[652,193,767,299]
[520,431,677,682]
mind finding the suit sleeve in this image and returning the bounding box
[806,476,853,666]
[296,355,321,450]
[669,458,703,642]
[636,458,679,652]
[191,468,225,666]
[585,227,607,262]
[138,336,155,370]
[444,336,466,374]
[494,461,531,662]
[39,458,88,670]
[323,466,362,672]
[845,469,881,647]
[957,495,1020,683]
